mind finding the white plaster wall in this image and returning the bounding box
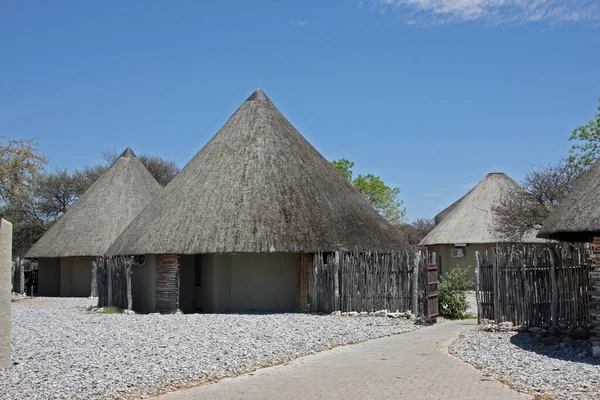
[37,258,61,296]
[131,255,156,313]
[60,257,93,297]
[0,219,13,368]
[198,253,297,313]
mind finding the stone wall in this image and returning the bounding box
[0,219,13,368]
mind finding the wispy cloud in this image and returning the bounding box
[291,20,311,27]
[371,0,600,25]
[425,193,441,197]
[458,183,475,189]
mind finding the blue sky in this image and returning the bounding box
[1,1,599,220]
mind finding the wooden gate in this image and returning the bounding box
[426,263,439,320]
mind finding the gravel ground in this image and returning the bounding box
[450,328,600,399]
[1,298,422,399]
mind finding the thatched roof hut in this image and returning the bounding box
[420,172,545,246]
[537,159,600,242]
[109,88,407,256]
[434,189,472,225]
[26,148,162,258]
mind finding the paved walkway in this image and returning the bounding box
[158,320,530,400]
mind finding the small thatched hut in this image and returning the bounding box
[108,88,407,314]
[26,148,161,297]
[537,159,600,356]
[537,159,600,242]
[419,172,546,277]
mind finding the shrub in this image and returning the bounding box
[438,267,472,319]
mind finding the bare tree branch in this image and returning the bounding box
[492,159,578,241]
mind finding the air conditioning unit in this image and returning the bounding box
[451,248,464,258]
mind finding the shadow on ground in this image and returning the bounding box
[510,332,600,366]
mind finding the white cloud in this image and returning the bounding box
[371,0,600,25]
[291,20,311,27]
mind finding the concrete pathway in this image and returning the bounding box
[158,320,531,400]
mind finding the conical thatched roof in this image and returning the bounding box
[108,88,407,256]
[434,189,472,224]
[537,158,600,242]
[26,148,162,258]
[420,172,546,246]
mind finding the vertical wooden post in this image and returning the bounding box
[333,252,340,312]
[107,258,113,307]
[549,249,559,329]
[126,257,133,311]
[12,257,24,294]
[492,247,500,323]
[412,251,421,316]
[475,251,481,325]
[312,253,318,313]
[90,261,98,298]
[590,237,600,357]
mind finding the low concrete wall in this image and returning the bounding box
[37,258,61,296]
[0,219,13,368]
[131,255,156,313]
[60,257,94,297]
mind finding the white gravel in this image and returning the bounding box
[450,328,600,399]
[1,297,422,399]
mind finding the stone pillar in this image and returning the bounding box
[1,219,13,368]
[590,237,600,357]
[155,254,180,313]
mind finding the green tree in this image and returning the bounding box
[330,159,354,182]
[0,138,47,206]
[331,158,406,224]
[34,169,84,220]
[569,98,600,170]
[0,138,48,258]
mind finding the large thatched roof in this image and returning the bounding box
[108,88,407,255]
[434,189,472,224]
[26,148,162,258]
[420,172,546,246]
[537,158,600,242]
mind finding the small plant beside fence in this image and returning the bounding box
[476,244,590,328]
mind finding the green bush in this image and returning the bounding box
[438,267,472,319]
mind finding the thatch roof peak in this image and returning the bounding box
[26,148,162,258]
[119,146,136,158]
[538,157,600,242]
[420,172,545,246]
[246,87,270,102]
[108,90,407,256]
